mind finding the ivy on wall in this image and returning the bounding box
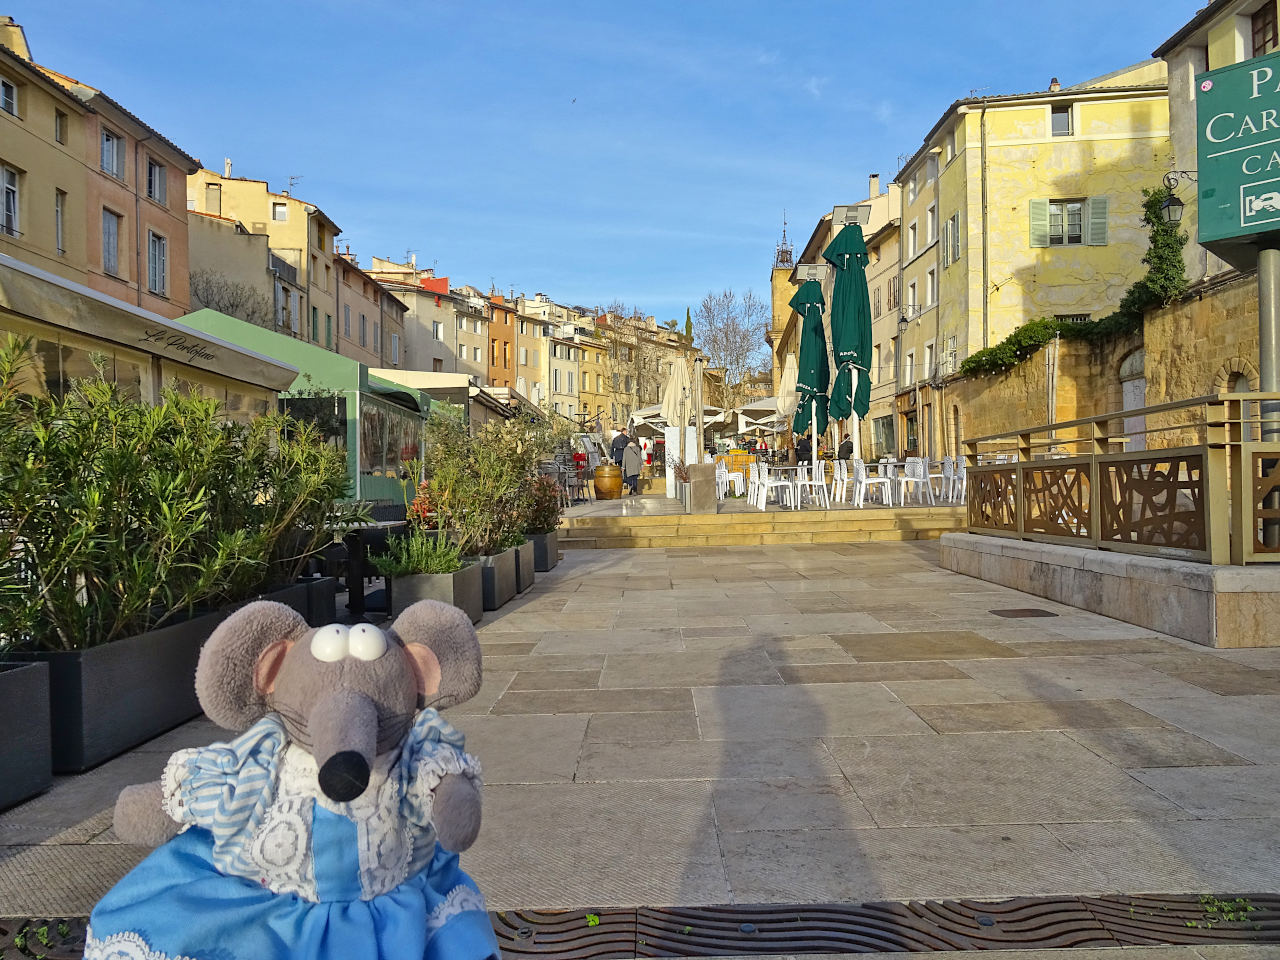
[958,185,1188,378]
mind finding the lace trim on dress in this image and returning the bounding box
[83,927,196,960]
[425,884,488,935]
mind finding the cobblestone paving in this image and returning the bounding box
[4,542,1280,924]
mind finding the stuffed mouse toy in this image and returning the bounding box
[83,599,500,960]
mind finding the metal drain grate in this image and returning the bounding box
[10,894,1280,958]
[990,608,1060,618]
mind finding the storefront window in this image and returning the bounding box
[359,397,421,478]
[283,392,348,449]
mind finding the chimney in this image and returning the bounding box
[223,157,232,178]
[409,253,417,269]
[1049,77,1061,92]
[0,17,31,60]
[868,173,881,197]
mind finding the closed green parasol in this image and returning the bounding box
[790,278,829,437]
[824,223,873,451]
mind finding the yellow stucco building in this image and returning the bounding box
[892,60,1171,458]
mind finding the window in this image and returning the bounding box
[311,306,318,342]
[432,358,444,372]
[1051,104,1073,137]
[943,212,962,266]
[924,341,935,379]
[926,154,938,182]
[926,204,937,243]
[373,322,380,352]
[873,343,882,380]
[457,316,465,330]
[925,268,937,306]
[54,188,65,253]
[1049,199,1083,245]
[553,369,561,392]
[100,128,124,179]
[290,292,299,332]
[568,372,575,394]
[473,319,481,334]
[325,314,332,349]
[458,344,465,359]
[323,264,330,292]
[520,346,528,365]
[596,374,603,392]
[873,285,882,318]
[432,321,442,340]
[945,128,956,163]
[1055,313,1091,323]
[906,176,917,204]
[1,165,17,237]
[908,221,918,258]
[146,159,166,205]
[905,350,915,383]
[101,209,121,275]
[272,201,287,221]
[0,78,15,116]
[343,305,351,337]
[54,110,67,144]
[391,333,400,364]
[887,275,899,310]
[907,281,918,311]
[359,313,367,347]
[205,183,221,215]
[473,346,481,362]
[1254,2,1278,56]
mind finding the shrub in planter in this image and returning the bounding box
[0,662,51,808]
[0,336,366,770]
[369,529,481,623]
[523,474,563,572]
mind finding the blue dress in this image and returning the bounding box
[84,711,500,960]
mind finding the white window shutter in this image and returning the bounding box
[1029,199,1050,248]
[1086,196,1109,245]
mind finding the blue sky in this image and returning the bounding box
[16,0,1196,320]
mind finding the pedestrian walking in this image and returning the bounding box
[838,433,853,461]
[610,427,629,466]
[622,437,644,495]
[796,433,812,464]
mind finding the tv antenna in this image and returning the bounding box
[287,175,303,190]
[968,85,990,96]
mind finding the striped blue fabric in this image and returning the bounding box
[166,715,288,879]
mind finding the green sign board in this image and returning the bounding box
[1197,49,1280,247]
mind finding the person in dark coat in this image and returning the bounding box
[795,434,812,464]
[610,427,629,465]
[838,434,854,461]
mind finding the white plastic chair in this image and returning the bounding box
[797,459,831,509]
[830,458,854,504]
[715,460,744,498]
[899,457,935,505]
[954,458,967,504]
[758,463,795,510]
[747,462,762,508]
[853,458,893,507]
[929,457,946,498]
[940,456,957,502]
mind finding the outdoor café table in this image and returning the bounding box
[873,460,904,505]
[767,463,803,509]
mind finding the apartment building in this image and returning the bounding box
[187,210,306,335]
[188,166,341,352]
[366,258,459,374]
[451,284,490,381]
[488,293,516,389]
[891,61,1170,457]
[334,250,406,369]
[514,310,547,405]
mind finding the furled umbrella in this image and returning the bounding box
[659,357,693,467]
[790,279,829,440]
[824,223,873,458]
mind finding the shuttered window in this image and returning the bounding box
[1254,1,1279,56]
[1029,197,1107,247]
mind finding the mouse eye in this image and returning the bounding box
[310,624,348,662]
[348,623,388,662]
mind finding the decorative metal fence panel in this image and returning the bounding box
[967,467,1018,535]
[1022,457,1093,541]
[1096,448,1208,561]
[1234,442,1280,562]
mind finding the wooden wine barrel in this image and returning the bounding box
[594,463,623,500]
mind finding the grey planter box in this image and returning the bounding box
[304,576,338,626]
[476,547,517,611]
[0,662,52,810]
[515,541,536,594]
[259,581,309,620]
[11,608,228,773]
[530,530,559,572]
[388,562,483,624]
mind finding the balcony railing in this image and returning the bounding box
[963,393,1280,565]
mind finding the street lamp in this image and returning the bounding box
[1160,171,1196,225]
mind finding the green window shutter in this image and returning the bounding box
[1029,199,1050,248]
[1086,196,1109,245]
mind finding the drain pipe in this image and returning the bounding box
[980,104,990,350]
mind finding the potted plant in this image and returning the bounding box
[524,474,563,572]
[0,337,362,772]
[369,471,482,623]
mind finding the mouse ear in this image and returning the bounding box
[196,601,309,730]
[387,600,481,710]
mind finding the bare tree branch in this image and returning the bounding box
[692,288,770,410]
[189,269,274,329]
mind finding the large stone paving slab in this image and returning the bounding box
[823,732,1187,827]
[466,781,730,909]
[711,777,876,832]
[693,683,934,740]
[1127,695,1280,764]
[1127,765,1280,819]
[1063,726,1253,769]
[491,686,694,715]
[600,650,782,688]
[776,661,969,684]
[452,714,587,784]
[912,699,1167,733]
[718,824,1104,903]
[576,738,840,782]
[0,844,148,915]
[954,656,1217,702]
[833,631,1023,662]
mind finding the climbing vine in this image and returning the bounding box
[958,185,1188,378]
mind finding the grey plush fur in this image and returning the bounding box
[113,599,486,857]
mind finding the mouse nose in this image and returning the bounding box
[318,751,370,802]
